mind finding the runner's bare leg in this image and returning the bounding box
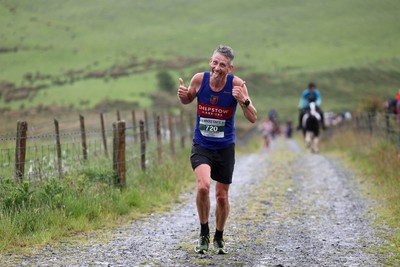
[195,164,211,224]
[215,182,230,231]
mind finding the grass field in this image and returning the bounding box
[1,0,400,122]
[1,0,400,257]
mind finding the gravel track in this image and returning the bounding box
[1,138,387,266]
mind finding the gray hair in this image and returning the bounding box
[213,45,234,65]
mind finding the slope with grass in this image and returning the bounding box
[1,0,399,121]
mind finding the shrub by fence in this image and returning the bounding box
[0,109,195,187]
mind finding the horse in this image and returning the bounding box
[301,102,321,153]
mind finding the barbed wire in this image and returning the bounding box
[0,110,193,181]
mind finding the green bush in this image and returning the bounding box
[156,70,175,94]
[40,178,65,209]
[1,179,32,212]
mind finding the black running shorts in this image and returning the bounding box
[190,143,235,184]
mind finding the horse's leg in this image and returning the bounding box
[305,131,312,149]
[312,137,319,153]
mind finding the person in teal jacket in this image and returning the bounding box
[297,82,326,130]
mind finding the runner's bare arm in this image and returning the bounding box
[232,77,257,123]
[177,73,203,104]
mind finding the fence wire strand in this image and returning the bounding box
[0,111,195,183]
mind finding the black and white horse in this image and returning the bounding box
[302,102,321,153]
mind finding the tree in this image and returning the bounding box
[156,70,175,94]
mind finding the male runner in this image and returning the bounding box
[177,45,257,254]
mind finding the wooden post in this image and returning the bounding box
[180,109,185,149]
[152,112,157,139]
[168,112,175,156]
[113,121,126,187]
[112,123,116,175]
[54,119,63,178]
[15,121,28,182]
[353,112,359,130]
[156,115,162,163]
[116,110,121,121]
[376,112,380,130]
[161,112,167,140]
[360,113,364,130]
[79,114,88,161]
[140,120,146,171]
[367,113,373,136]
[398,114,400,146]
[385,113,390,139]
[144,109,149,141]
[100,113,109,158]
[132,110,137,144]
[153,111,158,133]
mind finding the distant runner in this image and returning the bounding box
[177,45,257,254]
[260,117,274,150]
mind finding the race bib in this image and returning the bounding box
[199,117,225,138]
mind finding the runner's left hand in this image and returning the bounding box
[232,81,246,103]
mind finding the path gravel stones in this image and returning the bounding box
[1,138,387,266]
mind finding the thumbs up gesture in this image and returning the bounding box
[177,77,194,104]
[177,78,188,98]
[179,78,187,90]
[232,81,246,103]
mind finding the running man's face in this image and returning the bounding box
[209,52,233,82]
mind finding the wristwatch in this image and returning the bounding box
[241,99,250,108]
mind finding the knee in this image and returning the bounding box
[198,186,210,197]
[216,192,228,206]
[197,179,210,197]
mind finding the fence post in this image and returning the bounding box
[353,112,359,130]
[180,109,185,149]
[367,112,373,136]
[79,114,88,161]
[169,112,175,156]
[113,121,126,188]
[161,112,167,140]
[100,113,109,158]
[156,115,162,163]
[153,111,157,134]
[144,109,149,141]
[360,113,364,130]
[15,121,28,182]
[385,113,390,140]
[376,112,380,131]
[398,114,400,146]
[140,120,146,171]
[398,115,400,146]
[132,110,137,144]
[54,119,63,178]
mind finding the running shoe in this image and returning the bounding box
[194,234,210,254]
[213,238,228,254]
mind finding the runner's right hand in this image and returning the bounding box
[177,78,188,99]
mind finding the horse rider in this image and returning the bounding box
[297,82,326,130]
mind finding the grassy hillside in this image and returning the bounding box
[1,0,399,121]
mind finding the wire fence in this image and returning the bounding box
[335,112,400,146]
[2,108,398,186]
[0,109,196,186]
